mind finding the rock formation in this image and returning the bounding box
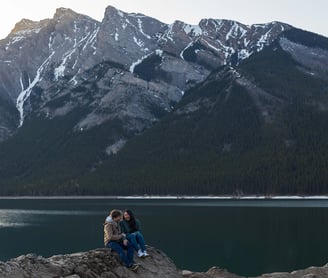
[1,246,327,278]
[0,247,181,278]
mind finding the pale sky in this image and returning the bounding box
[1,0,327,40]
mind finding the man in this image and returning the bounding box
[104,209,139,271]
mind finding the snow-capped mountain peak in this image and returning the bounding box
[0,5,292,140]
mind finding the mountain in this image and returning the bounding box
[77,29,328,196]
[0,6,289,138]
[0,6,326,195]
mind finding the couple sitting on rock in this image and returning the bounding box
[104,209,149,271]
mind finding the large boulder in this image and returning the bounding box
[0,247,181,278]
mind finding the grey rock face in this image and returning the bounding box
[0,247,181,278]
[0,5,291,142]
[159,19,290,69]
[0,7,100,134]
[96,6,167,67]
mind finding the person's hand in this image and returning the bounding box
[123,239,128,246]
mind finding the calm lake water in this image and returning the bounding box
[0,198,328,277]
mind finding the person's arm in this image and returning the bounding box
[120,221,131,236]
[106,224,123,241]
[119,221,126,234]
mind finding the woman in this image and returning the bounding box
[120,209,149,257]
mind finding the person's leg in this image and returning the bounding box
[126,241,135,265]
[107,241,130,266]
[127,233,139,251]
[128,233,143,257]
[135,231,146,252]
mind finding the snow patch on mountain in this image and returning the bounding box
[256,28,273,51]
[180,41,194,60]
[244,38,250,47]
[225,22,249,41]
[183,24,202,36]
[54,26,100,80]
[137,18,151,39]
[202,39,221,52]
[130,49,163,73]
[238,49,252,60]
[117,9,124,18]
[17,52,55,127]
[114,29,119,41]
[160,24,175,42]
[155,49,163,56]
[133,36,145,48]
[130,54,150,73]
[212,19,224,33]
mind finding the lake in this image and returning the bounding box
[0,197,328,277]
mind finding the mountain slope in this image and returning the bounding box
[76,29,328,196]
[0,6,324,195]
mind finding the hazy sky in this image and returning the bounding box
[1,0,327,39]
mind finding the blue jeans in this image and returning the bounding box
[127,231,146,252]
[106,240,134,267]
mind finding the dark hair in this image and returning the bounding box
[124,209,138,232]
[110,209,122,219]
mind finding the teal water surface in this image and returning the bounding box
[0,198,328,276]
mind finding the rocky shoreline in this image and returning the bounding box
[0,247,327,278]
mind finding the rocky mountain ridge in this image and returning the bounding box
[0,5,290,141]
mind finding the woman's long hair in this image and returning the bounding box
[124,209,138,232]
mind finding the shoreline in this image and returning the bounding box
[1,195,328,200]
[1,247,328,277]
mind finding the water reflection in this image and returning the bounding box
[0,210,29,228]
[0,209,102,229]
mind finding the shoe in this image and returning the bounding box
[137,249,143,257]
[142,251,150,257]
[128,263,139,271]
